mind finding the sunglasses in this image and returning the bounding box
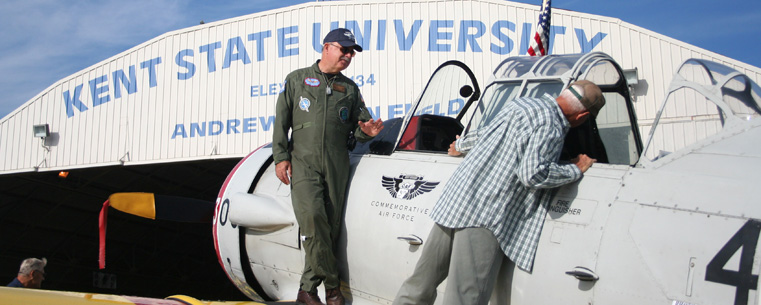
[329,43,356,55]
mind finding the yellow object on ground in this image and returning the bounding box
[0,287,274,305]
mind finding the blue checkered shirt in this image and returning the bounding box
[430,94,582,272]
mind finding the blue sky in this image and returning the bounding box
[1,0,759,119]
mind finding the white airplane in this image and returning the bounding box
[71,52,759,305]
[212,52,761,305]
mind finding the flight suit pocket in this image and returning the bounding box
[293,122,313,132]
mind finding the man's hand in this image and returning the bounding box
[448,135,462,156]
[276,161,292,185]
[359,118,384,137]
[571,154,596,173]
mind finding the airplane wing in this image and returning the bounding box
[0,286,297,305]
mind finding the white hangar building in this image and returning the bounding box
[1,0,759,299]
[2,0,760,174]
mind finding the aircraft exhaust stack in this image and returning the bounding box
[228,192,295,232]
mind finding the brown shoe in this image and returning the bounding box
[325,287,345,305]
[297,289,325,305]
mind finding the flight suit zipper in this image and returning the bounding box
[321,79,329,173]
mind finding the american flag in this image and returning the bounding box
[528,0,551,56]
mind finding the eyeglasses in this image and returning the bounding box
[329,43,355,55]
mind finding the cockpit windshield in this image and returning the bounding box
[677,59,761,120]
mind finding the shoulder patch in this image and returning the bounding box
[299,96,311,112]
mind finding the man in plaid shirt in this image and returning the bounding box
[393,80,605,305]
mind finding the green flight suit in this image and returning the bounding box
[273,61,374,292]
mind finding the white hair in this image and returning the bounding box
[18,257,46,275]
[559,85,587,114]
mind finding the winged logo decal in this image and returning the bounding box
[381,174,439,200]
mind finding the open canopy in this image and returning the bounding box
[641,59,761,163]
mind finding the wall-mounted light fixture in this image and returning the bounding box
[33,123,51,153]
[33,124,50,138]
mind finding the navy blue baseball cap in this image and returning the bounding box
[323,28,363,52]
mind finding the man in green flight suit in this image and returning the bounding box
[273,28,384,305]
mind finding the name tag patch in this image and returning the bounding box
[304,77,320,87]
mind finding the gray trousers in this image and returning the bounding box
[393,224,504,305]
